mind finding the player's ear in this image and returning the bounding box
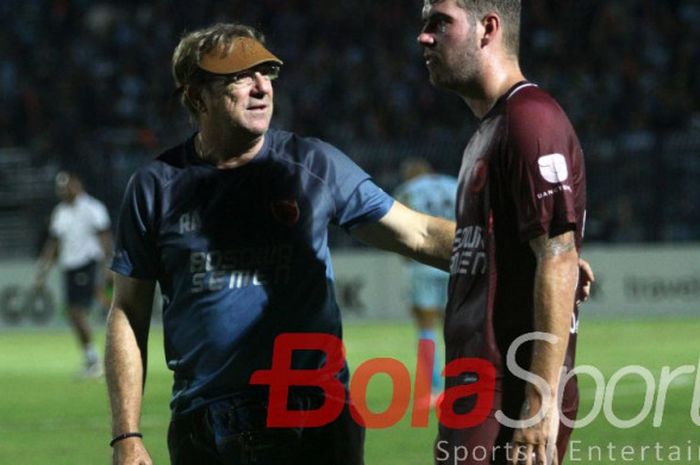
[480,13,500,48]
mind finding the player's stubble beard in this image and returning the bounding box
[430,28,482,98]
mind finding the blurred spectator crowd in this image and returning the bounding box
[1,0,699,243]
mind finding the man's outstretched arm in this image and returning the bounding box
[351,200,455,271]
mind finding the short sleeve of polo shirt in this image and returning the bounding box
[314,141,394,230]
[506,95,580,242]
[110,171,160,279]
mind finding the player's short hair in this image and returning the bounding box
[450,0,521,57]
[55,170,81,185]
[55,170,84,196]
[171,23,270,118]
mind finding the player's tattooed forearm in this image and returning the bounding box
[545,235,575,257]
[530,232,575,259]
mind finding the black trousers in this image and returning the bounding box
[168,393,365,465]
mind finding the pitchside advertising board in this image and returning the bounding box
[581,244,700,318]
[0,245,698,327]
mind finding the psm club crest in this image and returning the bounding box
[271,199,300,226]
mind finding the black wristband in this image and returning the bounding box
[110,432,143,447]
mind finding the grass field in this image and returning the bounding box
[1,318,699,464]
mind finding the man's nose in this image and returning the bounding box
[417,32,435,45]
[251,72,272,93]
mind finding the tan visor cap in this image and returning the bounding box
[199,37,283,75]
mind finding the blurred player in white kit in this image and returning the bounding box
[34,171,112,378]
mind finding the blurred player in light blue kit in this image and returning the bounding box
[394,158,457,401]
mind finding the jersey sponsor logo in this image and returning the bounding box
[469,159,488,193]
[271,199,300,226]
[536,184,573,200]
[189,245,292,293]
[450,226,487,276]
[537,153,569,184]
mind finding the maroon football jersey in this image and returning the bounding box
[441,82,586,452]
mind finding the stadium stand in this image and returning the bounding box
[1,0,699,257]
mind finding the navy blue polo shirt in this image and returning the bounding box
[111,128,393,415]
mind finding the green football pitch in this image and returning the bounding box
[1,318,699,464]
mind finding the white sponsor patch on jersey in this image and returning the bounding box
[537,153,569,183]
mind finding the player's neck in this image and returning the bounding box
[462,59,525,119]
[64,192,80,204]
[195,131,265,169]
